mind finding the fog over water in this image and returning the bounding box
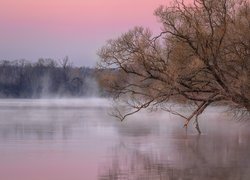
[0,98,249,180]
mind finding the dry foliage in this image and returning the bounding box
[98,0,250,133]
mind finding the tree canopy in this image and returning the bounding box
[98,0,250,132]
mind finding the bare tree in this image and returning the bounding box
[98,0,250,133]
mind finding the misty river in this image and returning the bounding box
[0,98,249,180]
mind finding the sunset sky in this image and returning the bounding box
[0,0,168,66]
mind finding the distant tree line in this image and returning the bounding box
[0,57,103,98]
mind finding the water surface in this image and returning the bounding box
[0,99,249,180]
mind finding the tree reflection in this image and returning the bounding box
[99,131,250,180]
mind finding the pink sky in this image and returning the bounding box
[0,0,168,66]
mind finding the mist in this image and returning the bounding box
[0,58,105,99]
[0,101,249,180]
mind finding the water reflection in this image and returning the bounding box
[0,99,249,180]
[99,132,250,180]
[99,113,250,180]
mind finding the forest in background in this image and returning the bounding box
[0,57,106,98]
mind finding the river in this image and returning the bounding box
[0,98,249,180]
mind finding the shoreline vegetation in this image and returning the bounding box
[0,58,108,98]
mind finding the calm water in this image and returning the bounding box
[0,99,249,180]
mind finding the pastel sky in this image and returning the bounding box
[0,0,168,66]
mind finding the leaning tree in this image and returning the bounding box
[98,0,250,133]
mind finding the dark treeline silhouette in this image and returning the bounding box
[0,57,102,98]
